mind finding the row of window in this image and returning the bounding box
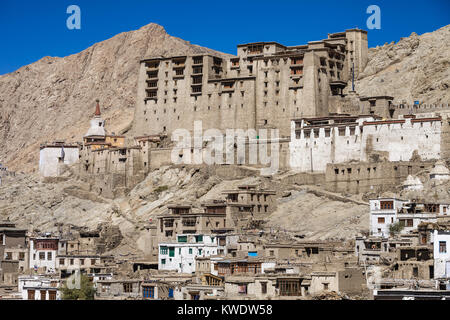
[58,258,98,266]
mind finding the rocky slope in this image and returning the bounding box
[0,23,230,173]
[0,165,373,256]
[355,24,450,104]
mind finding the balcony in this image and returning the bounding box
[192,57,203,66]
[192,66,203,75]
[146,65,159,71]
[146,80,158,88]
[182,219,197,227]
[291,58,303,66]
[146,71,158,79]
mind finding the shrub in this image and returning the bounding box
[389,222,404,236]
[61,274,95,300]
[154,185,168,194]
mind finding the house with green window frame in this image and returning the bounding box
[158,234,221,274]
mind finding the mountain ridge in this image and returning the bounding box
[1,23,448,173]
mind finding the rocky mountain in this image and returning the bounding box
[355,24,450,104]
[1,23,448,173]
[0,23,230,173]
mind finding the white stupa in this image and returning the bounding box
[430,160,450,181]
[84,99,106,138]
[402,175,423,191]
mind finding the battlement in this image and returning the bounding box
[392,103,449,110]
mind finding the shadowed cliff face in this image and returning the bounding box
[0,23,230,173]
[354,25,450,104]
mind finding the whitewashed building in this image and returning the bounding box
[434,230,450,279]
[18,275,61,300]
[39,142,79,177]
[29,237,59,273]
[370,198,449,237]
[290,115,442,172]
[370,198,408,237]
[158,234,219,274]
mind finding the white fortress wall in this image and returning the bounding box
[290,117,442,173]
[362,118,441,162]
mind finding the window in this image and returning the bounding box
[377,217,385,224]
[439,241,447,253]
[261,282,267,294]
[238,284,247,294]
[193,57,203,64]
[380,201,394,210]
[47,252,52,260]
[48,291,56,301]
[27,290,35,300]
[19,252,25,261]
[143,286,155,298]
[59,258,65,265]
[123,283,133,293]
[91,259,96,265]
[39,252,45,260]
[161,259,166,265]
[160,246,168,255]
[278,279,300,296]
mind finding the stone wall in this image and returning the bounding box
[325,161,433,194]
[290,117,442,173]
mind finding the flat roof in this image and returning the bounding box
[237,41,286,48]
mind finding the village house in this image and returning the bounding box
[210,256,276,277]
[433,230,450,279]
[309,268,366,296]
[158,234,220,273]
[370,198,449,237]
[29,235,59,273]
[18,274,60,300]
[96,279,142,299]
[175,282,224,300]
[56,254,115,278]
[157,204,228,241]
[0,220,28,281]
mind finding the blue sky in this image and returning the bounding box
[0,0,449,75]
